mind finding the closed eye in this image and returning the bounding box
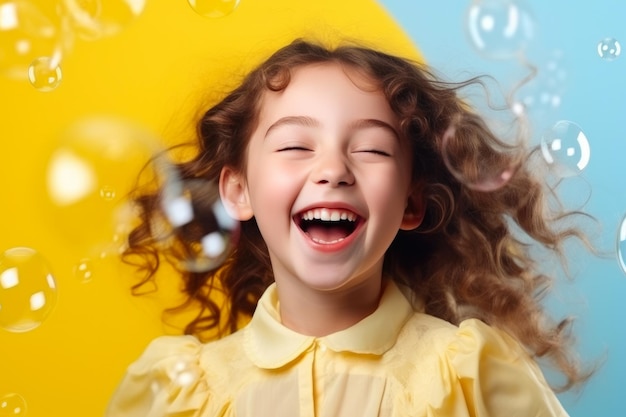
[356,149,391,156]
[277,146,311,152]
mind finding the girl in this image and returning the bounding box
[106,39,592,416]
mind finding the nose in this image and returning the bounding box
[311,151,355,187]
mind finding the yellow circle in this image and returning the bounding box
[0,1,421,415]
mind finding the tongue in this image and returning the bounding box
[306,224,349,243]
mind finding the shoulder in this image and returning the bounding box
[392,316,569,416]
[106,332,248,417]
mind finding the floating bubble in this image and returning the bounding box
[441,112,524,192]
[59,0,146,40]
[540,120,590,177]
[466,0,534,59]
[187,0,241,18]
[44,116,165,258]
[27,54,62,91]
[597,37,621,61]
[0,393,27,416]
[0,0,59,79]
[617,213,626,276]
[513,50,567,129]
[158,178,239,272]
[74,258,95,282]
[0,247,57,333]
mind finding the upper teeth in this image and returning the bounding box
[301,208,357,222]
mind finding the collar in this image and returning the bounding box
[243,281,414,369]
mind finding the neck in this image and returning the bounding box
[275,278,385,337]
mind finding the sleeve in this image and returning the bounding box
[433,319,569,417]
[104,335,212,417]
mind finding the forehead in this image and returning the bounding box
[256,62,398,127]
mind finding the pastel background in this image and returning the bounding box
[0,1,623,416]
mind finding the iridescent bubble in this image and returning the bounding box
[44,116,165,258]
[441,112,524,192]
[597,37,621,61]
[0,393,27,416]
[27,54,62,91]
[0,247,57,333]
[540,120,590,177]
[466,0,534,59]
[617,213,626,276]
[59,0,146,40]
[187,0,241,18]
[0,0,59,79]
[159,178,239,272]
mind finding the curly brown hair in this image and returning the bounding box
[123,39,593,391]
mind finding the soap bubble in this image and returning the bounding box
[597,37,621,61]
[466,0,534,59]
[158,178,239,272]
[27,54,62,91]
[513,50,567,129]
[540,120,590,177]
[441,111,525,192]
[617,213,626,276]
[73,257,95,282]
[0,0,59,79]
[44,116,166,258]
[187,0,240,18]
[0,393,27,415]
[59,0,146,40]
[0,247,57,333]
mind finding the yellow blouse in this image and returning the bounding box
[105,282,569,417]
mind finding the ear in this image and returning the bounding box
[400,184,426,231]
[219,166,254,221]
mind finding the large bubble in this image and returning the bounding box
[44,116,165,259]
[0,247,57,333]
[158,177,240,272]
[187,0,241,18]
[59,0,146,40]
[0,0,59,79]
[441,107,527,192]
[465,0,534,60]
[540,120,590,177]
[617,213,626,276]
[0,393,27,415]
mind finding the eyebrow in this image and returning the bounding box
[264,116,399,139]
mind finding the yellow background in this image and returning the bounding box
[0,1,420,415]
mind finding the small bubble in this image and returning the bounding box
[0,248,57,333]
[540,120,590,177]
[465,0,534,59]
[187,0,241,18]
[597,37,621,61]
[74,258,95,282]
[28,55,62,91]
[99,185,116,201]
[0,393,27,416]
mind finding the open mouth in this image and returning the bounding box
[296,208,360,244]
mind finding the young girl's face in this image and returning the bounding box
[221,62,423,297]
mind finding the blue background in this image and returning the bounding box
[378,1,625,416]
